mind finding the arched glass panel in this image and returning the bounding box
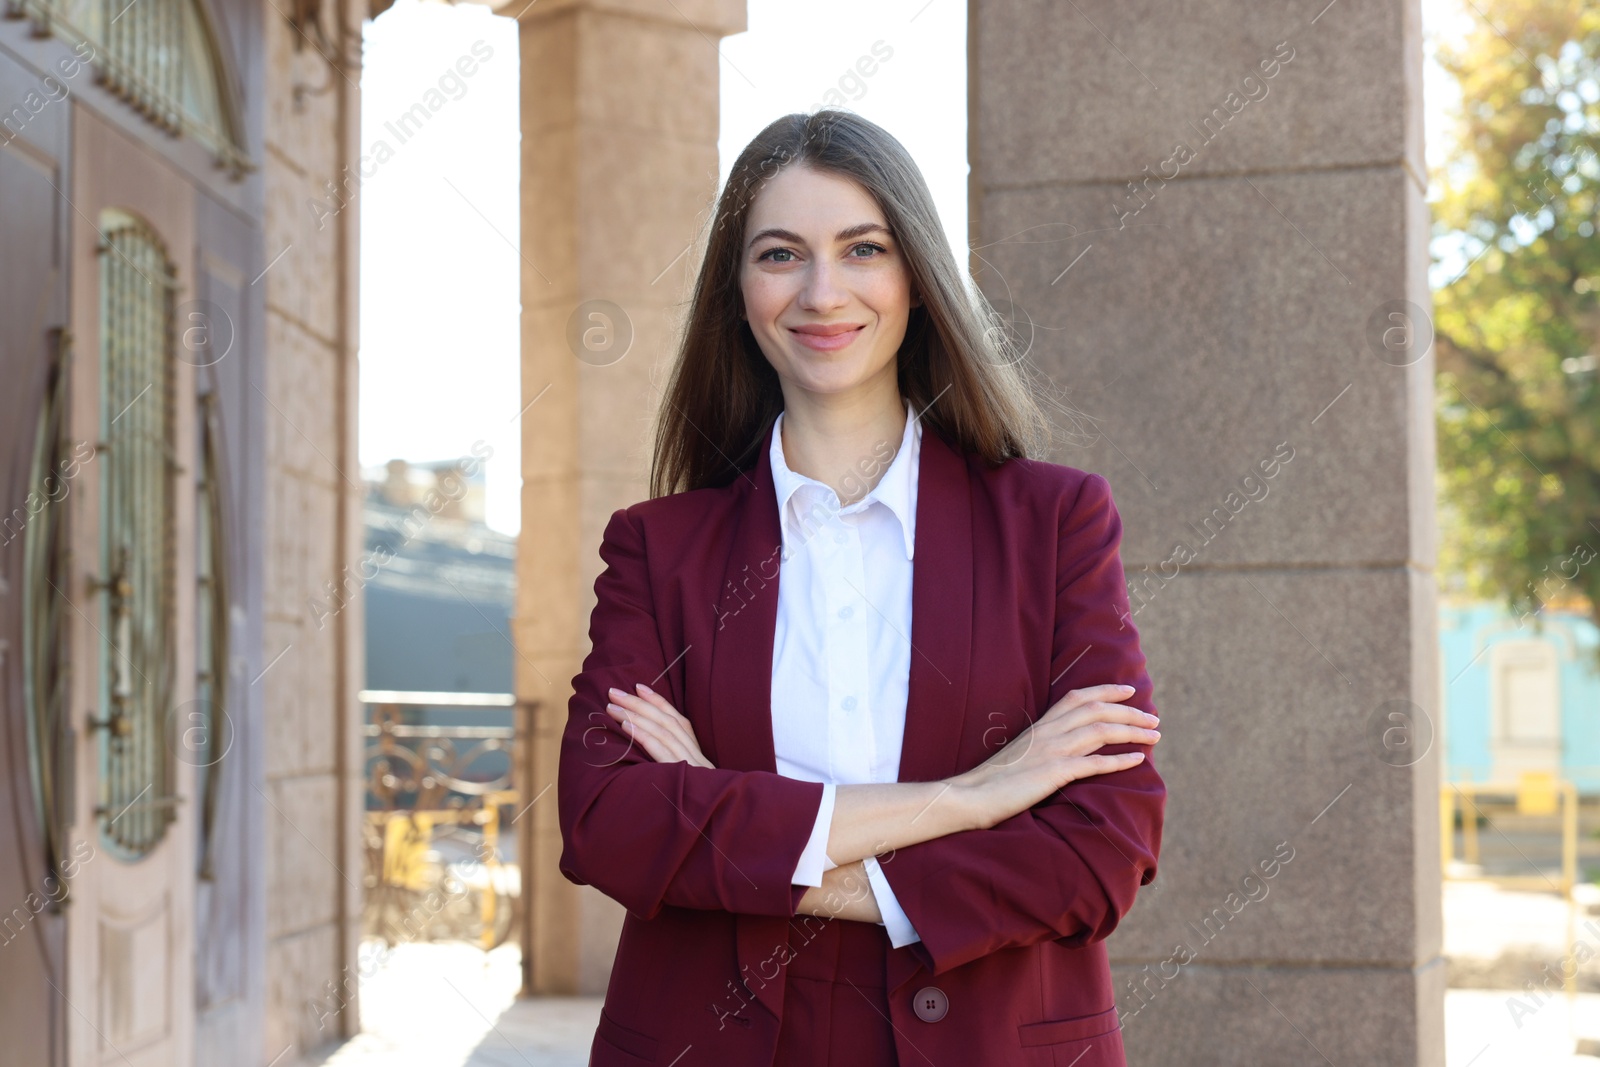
[96,208,181,860]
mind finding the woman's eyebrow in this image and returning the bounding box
[747,222,891,250]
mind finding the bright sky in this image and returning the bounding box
[358,0,1472,536]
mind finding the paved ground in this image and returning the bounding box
[301,942,600,1067]
[302,879,1600,1066]
[1447,989,1600,1067]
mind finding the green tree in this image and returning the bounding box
[1432,0,1600,644]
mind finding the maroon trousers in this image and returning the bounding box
[772,916,900,1066]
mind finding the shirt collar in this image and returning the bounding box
[770,397,921,562]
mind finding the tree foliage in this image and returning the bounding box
[1432,0,1600,639]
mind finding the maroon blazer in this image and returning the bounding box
[557,417,1165,1066]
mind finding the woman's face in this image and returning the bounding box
[739,163,919,403]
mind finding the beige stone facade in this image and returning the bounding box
[262,0,368,1055]
[513,0,750,996]
[0,0,1444,1063]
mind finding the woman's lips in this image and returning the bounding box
[788,325,865,351]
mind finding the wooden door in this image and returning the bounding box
[63,105,199,1067]
[0,41,75,1067]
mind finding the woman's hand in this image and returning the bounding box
[604,683,716,769]
[950,683,1159,831]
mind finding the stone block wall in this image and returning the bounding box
[261,0,367,1055]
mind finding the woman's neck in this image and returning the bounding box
[778,388,908,506]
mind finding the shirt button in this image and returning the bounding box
[838,606,853,619]
[841,696,857,711]
[912,986,948,1023]
[834,530,848,544]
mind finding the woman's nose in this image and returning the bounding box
[798,260,849,311]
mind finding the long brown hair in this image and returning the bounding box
[648,108,1055,498]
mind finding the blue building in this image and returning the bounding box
[1441,599,1600,792]
[360,459,517,793]
[362,458,516,696]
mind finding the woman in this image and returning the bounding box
[557,109,1164,1067]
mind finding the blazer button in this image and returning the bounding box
[912,986,948,1023]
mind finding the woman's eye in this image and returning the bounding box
[851,242,887,257]
[758,248,796,263]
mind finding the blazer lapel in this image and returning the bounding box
[706,418,784,775]
[895,421,974,784]
[706,419,789,1022]
[705,415,976,1008]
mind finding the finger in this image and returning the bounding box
[636,683,704,739]
[1070,721,1161,753]
[618,696,704,760]
[613,686,697,735]
[633,683,686,722]
[1061,700,1159,730]
[1047,683,1137,718]
[610,710,674,763]
[1110,722,1163,746]
[629,706,709,767]
[611,705,693,764]
[605,699,686,758]
[608,688,685,737]
[628,684,712,764]
[605,692,670,736]
[1067,750,1147,782]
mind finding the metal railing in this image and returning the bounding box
[360,690,518,952]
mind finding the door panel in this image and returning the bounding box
[0,41,74,1067]
[66,104,197,1067]
[98,899,172,1050]
[191,188,265,1062]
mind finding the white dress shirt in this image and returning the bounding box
[772,397,923,947]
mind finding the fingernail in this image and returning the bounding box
[637,683,654,695]
[1120,684,1136,692]
[608,687,623,698]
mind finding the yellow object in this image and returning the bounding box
[381,811,441,891]
[1516,771,1559,816]
[369,792,520,949]
[1441,777,1580,998]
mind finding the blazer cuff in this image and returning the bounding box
[863,854,921,947]
[791,782,838,887]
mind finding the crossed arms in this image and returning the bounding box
[555,473,1166,976]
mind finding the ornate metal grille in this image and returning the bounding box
[360,693,521,950]
[194,391,230,879]
[95,210,181,859]
[98,0,186,134]
[23,327,78,884]
[1,0,251,177]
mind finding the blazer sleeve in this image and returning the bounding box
[556,506,828,920]
[873,472,1166,975]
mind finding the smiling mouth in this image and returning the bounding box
[788,325,866,351]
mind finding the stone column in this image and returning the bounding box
[515,0,747,995]
[260,0,367,1051]
[968,1,1441,1062]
